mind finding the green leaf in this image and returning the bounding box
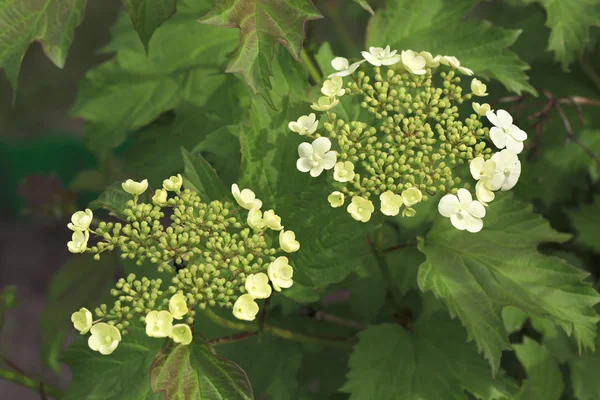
[150,341,253,399]
[513,338,564,400]
[71,1,240,159]
[570,336,600,400]
[0,0,86,89]
[41,254,116,372]
[192,125,242,187]
[523,0,600,69]
[417,193,600,374]
[63,325,162,399]
[566,196,600,253]
[198,0,322,105]
[340,309,517,399]
[88,182,152,219]
[353,0,374,15]
[181,147,229,202]
[122,0,177,52]
[366,0,535,95]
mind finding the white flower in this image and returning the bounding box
[163,174,183,192]
[67,230,89,254]
[401,50,427,75]
[71,307,93,334]
[361,45,401,66]
[402,207,416,217]
[122,179,148,196]
[145,310,173,338]
[347,196,374,222]
[329,57,364,77]
[171,324,192,345]
[490,150,522,191]
[321,76,345,97]
[267,257,294,292]
[486,110,528,154]
[288,113,318,136]
[152,189,168,206]
[168,293,188,320]
[263,210,283,231]
[279,229,300,253]
[231,184,262,210]
[311,96,339,112]
[438,189,486,233]
[419,51,440,67]
[470,157,498,204]
[472,102,491,116]
[475,180,495,204]
[88,323,121,355]
[68,209,93,232]
[233,294,259,321]
[247,207,265,231]
[401,187,422,206]
[297,137,337,177]
[245,273,272,299]
[328,191,345,208]
[439,55,474,75]
[471,78,488,97]
[333,161,355,182]
[379,191,403,216]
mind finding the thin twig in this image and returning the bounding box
[0,367,62,399]
[382,241,417,253]
[208,332,258,346]
[554,102,600,165]
[259,297,270,332]
[300,307,367,330]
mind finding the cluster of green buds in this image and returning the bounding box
[289,46,513,225]
[67,176,300,355]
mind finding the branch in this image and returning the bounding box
[0,367,62,399]
[299,306,367,330]
[208,332,257,346]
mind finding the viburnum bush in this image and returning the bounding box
[3,0,600,399]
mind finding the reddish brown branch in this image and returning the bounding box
[300,307,367,330]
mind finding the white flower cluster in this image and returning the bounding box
[438,108,526,233]
[71,293,192,355]
[230,184,297,321]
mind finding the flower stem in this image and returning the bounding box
[301,49,322,84]
[202,308,354,349]
[0,367,63,399]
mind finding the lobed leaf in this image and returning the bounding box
[122,0,177,52]
[513,338,564,400]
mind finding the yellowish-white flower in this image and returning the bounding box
[419,51,440,67]
[297,137,337,177]
[328,191,345,208]
[401,50,427,75]
[145,310,173,338]
[361,45,401,66]
[267,256,294,292]
[163,174,183,192]
[263,209,283,231]
[245,273,272,299]
[380,191,403,216]
[68,209,93,232]
[71,307,93,334]
[152,189,168,206]
[247,207,265,231]
[402,207,416,217]
[438,189,486,233]
[321,76,345,97]
[168,293,188,320]
[231,183,262,210]
[470,157,498,204]
[88,323,121,355]
[279,229,300,253]
[347,196,374,222]
[471,78,488,97]
[329,57,364,78]
[171,324,193,345]
[333,161,355,182]
[491,150,522,191]
[288,113,318,136]
[472,102,491,116]
[122,179,148,196]
[486,110,527,154]
[311,96,339,112]
[401,187,422,206]
[67,230,89,254]
[475,180,495,205]
[439,56,474,75]
[232,294,259,321]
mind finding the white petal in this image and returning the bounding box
[486,110,501,127]
[469,157,485,180]
[450,213,468,230]
[288,121,300,133]
[380,55,401,66]
[464,214,484,233]
[312,137,332,155]
[490,127,507,149]
[438,194,460,217]
[476,180,495,203]
[457,188,473,206]
[467,200,486,218]
[496,109,513,127]
[331,57,349,71]
[362,51,381,66]
[321,151,337,169]
[297,158,311,172]
[310,165,324,177]
[509,126,528,141]
[504,136,524,154]
[298,142,313,158]
[502,161,521,191]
